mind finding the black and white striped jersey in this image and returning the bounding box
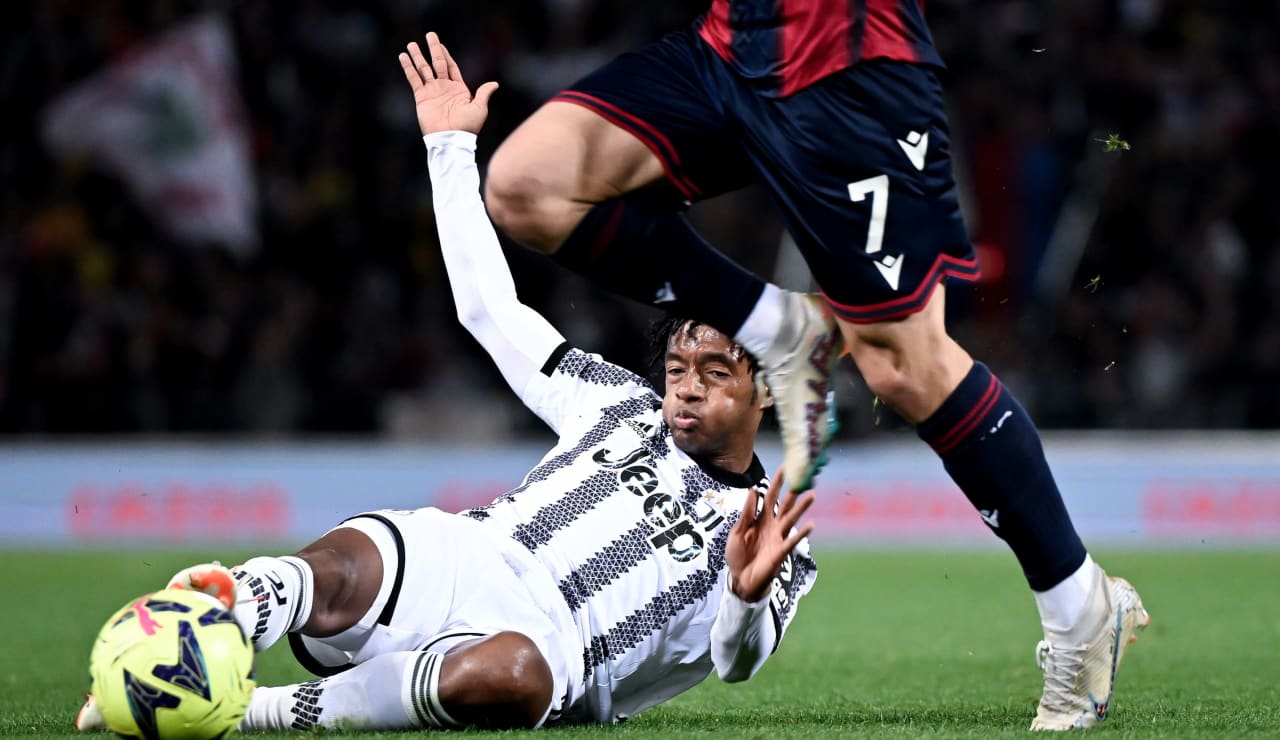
[463,344,817,723]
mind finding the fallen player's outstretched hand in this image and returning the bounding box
[725,468,815,603]
[398,31,498,136]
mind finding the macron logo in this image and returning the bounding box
[654,281,677,304]
[979,509,1000,529]
[873,253,904,291]
[897,130,929,171]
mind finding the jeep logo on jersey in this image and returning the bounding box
[618,464,660,497]
[643,492,684,528]
[629,463,705,563]
[605,447,724,564]
[592,446,651,470]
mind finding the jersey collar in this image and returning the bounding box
[693,453,767,489]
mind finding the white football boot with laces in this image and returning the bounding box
[757,291,843,493]
[1031,568,1150,730]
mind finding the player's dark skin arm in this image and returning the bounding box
[279,37,551,730]
[295,528,554,729]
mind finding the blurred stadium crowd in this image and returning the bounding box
[1,0,1277,438]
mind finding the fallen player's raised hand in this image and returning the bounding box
[398,32,498,136]
[725,468,815,603]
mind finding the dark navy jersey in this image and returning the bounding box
[697,0,944,97]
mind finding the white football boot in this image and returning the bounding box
[1031,569,1150,730]
[75,695,105,732]
[757,291,843,493]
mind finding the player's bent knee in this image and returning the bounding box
[856,352,916,412]
[483,170,560,253]
[849,338,929,409]
[485,146,583,253]
[295,528,383,637]
[848,324,973,423]
[440,631,554,729]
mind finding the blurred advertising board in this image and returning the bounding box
[2,433,1277,548]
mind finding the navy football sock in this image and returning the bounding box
[917,362,1087,591]
[552,196,764,335]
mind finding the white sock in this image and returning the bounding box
[232,555,313,652]
[735,283,786,358]
[241,651,459,731]
[1033,554,1097,633]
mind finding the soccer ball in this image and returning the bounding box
[89,588,255,739]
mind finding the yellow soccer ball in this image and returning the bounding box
[89,588,255,739]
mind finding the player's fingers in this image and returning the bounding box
[777,485,799,518]
[425,32,449,80]
[781,521,816,553]
[441,44,467,86]
[737,485,762,529]
[407,41,433,80]
[779,492,816,531]
[770,466,786,496]
[472,81,499,109]
[397,53,423,90]
[762,469,783,520]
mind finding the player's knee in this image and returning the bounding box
[848,334,919,406]
[440,631,553,729]
[850,327,972,422]
[477,632,554,727]
[495,632,554,723]
[857,352,916,411]
[295,529,382,637]
[485,154,564,253]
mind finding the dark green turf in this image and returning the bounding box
[2,549,1277,738]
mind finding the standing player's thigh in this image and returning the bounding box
[741,61,976,323]
[549,28,757,206]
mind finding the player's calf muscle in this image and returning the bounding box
[439,631,554,729]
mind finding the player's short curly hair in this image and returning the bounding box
[645,316,759,389]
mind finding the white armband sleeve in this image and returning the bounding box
[425,131,565,400]
[710,582,778,683]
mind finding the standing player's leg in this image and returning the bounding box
[485,30,842,492]
[843,289,1149,731]
[485,101,767,341]
[735,60,1149,729]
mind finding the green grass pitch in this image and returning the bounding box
[2,549,1277,738]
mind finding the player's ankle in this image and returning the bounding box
[736,283,787,358]
[1034,556,1101,635]
[232,556,314,650]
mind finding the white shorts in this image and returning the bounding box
[288,508,585,720]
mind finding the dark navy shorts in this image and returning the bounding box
[555,29,977,322]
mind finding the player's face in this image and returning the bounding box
[662,322,764,464]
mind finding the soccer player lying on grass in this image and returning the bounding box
[77,39,816,733]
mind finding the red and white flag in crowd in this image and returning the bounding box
[42,15,257,255]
